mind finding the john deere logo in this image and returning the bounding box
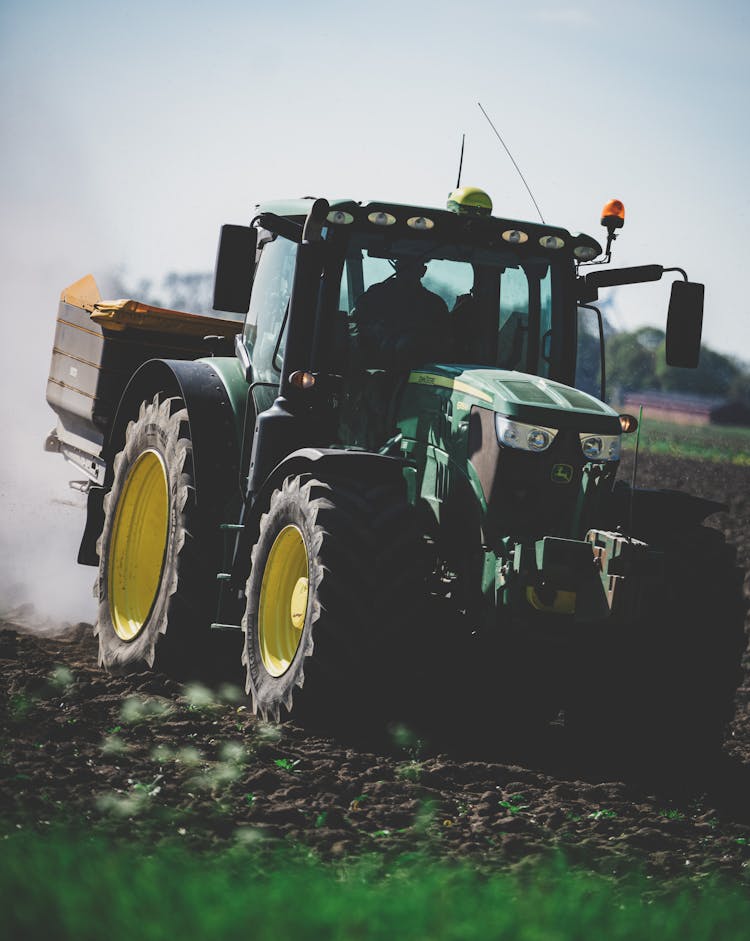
[551,463,573,484]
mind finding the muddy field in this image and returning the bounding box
[1,452,749,881]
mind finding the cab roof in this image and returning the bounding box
[254,197,571,238]
[252,197,600,258]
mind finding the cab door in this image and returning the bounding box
[243,233,299,413]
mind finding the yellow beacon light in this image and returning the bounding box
[446,186,493,216]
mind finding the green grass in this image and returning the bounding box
[2,828,749,941]
[619,418,750,465]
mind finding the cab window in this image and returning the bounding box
[335,234,560,379]
[339,252,473,314]
[497,263,554,377]
[244,235,297,383]
[497,266,530,371]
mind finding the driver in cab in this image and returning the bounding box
[349,257,452,370]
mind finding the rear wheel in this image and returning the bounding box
[242,474,430,725]
[95,394,221,675]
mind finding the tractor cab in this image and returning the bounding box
[217,196,592,457]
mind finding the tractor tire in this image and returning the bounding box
[95,394,221,676]
[241,474,430,725]
[566,525,746,771]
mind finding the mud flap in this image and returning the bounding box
[77,486,106,566]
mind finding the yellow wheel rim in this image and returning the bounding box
[108,450,169,641]
[258,525,309,677]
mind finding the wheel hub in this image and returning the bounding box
[290,577,309,630]
[258,525,309,677]
[108,450,169,641]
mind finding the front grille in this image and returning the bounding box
[489,431,586,540]
[468,406,618,544]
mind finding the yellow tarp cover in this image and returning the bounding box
[60,274,243,337]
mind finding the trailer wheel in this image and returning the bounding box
[95,394,217,675]
[242,474,429,724]
[567,525,746,770]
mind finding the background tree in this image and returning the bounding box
[605,327,661,397]
[656,342,741,397]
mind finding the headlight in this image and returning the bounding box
[496,416,558,452]
[579,433,621,461]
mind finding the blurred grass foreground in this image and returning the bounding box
[3,829,749,941]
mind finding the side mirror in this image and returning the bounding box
[213,224,257,314]
[665,281,704,368]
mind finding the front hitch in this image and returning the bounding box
[496,531,663,623]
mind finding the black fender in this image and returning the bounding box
[228,447,409,585]
[78,358,241,565]
[249,446,407,524]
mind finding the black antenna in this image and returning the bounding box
[456,133,465,188]
[477,101,545,224]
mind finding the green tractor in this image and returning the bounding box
[46,187,745,758]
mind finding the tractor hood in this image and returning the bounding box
[407,365,622,434]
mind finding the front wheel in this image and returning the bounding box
[242,474,429,724]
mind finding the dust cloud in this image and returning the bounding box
[0,245,221,628]
[0,271,98,628]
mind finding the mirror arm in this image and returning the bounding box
[662,266,688,282]
[579,303,606,403]
[603,231,616,264]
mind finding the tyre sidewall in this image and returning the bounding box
[96,399,191,671]
[243,481,321,719]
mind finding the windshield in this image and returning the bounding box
[337,233,560,377]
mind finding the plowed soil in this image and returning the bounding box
[2,452,749,880]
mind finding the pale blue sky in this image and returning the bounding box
[1,0,749,356]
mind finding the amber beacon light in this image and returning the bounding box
[601,199,625,230]
[600,199,625,259]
